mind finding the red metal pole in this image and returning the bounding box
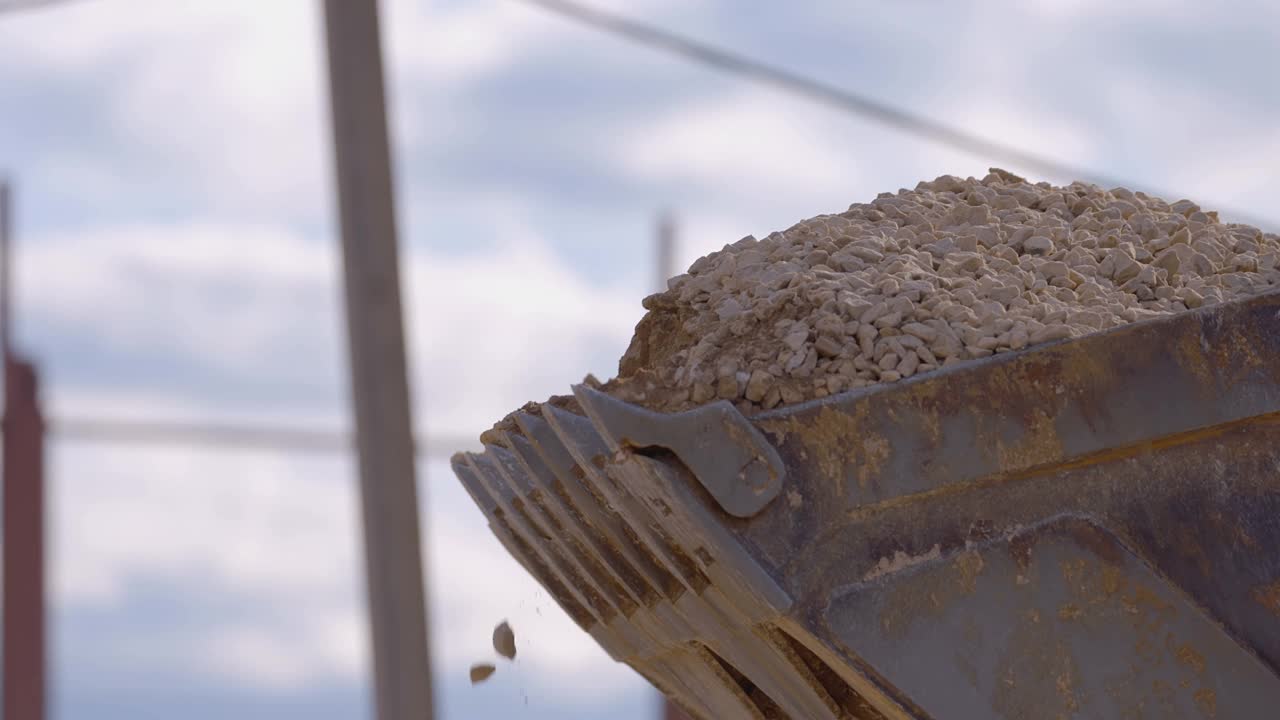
[2,180,45,720]
[3,356,45,720]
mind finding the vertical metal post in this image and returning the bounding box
[1,182,10,358]
[656,211,676,294]
[3,360,44,720]
[657,210,687,720]
[2,180,46,720]
[321,3,433,720]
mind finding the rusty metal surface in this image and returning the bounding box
[454,291,1280,719]
[828,517,1280,719]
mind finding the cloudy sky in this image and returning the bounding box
[2,0,1278,718]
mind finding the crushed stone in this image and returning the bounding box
[492,620,517,660]
[603,169,1280,414]
[470,662,497,685]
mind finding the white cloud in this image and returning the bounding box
[928,93,1101,184]
[52,442,643,702]
[30,214,645,702]
[386,0,689,87]
[2,0,330,221]
[1171,127,1280,222]
[1019,0,1198,21]
[52,442,369,693]
[51,444,359,606]
[22,213,639,433]
[1085,74,1280,228]
[2,0,693,224]
[619,90,862,200]
[24,222,340,383]
[406,230,640,432]
[0,0,176,71]
[200,613,365,691]
[629,86,1105,272]
[387,0,545,84]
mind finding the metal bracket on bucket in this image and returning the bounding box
[572,384,786,518]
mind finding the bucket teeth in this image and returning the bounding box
[450,457,596,632]
[458,452,611,628]
[494,432,642,617]
[541,404,712,594]
[460,401,847,720]
[505,421,666,608]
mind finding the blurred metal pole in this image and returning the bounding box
[3,360,44,720]
[1,181,11,358]
[656,209,688,720]
[322,3,434,720]
[656,210,676,293]
[2,180,46,720]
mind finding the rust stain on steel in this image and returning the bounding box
[719,414,781,491]
[1171,327,1220,396]
[862,544,941,582]
[785,489,803,509]
[1202,310,1272,391]
[846,411,1280,522]
[1054,663,1080,717]
[1044,541,1216,717]
[912,384,945,445]
[1061,558,1088,591]
[952,550,984,595]
[758,404,886,493]
[1014,525,1223,716]
[1251,579,1280,616]
[1194,687,1218,718]
[993,406,1063,471]
[1175,644,1207,675]
[1101,565,1123,597]
[857,435,890,491]
[991,609,1081,720]
[980,353,1073,470]
[1008,532,1035,580]
[1057,603,1083,621]
[876,547,989,640]
[767,298,1280,521]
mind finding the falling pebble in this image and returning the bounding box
[492,621,517,660]
[470,663,496,685]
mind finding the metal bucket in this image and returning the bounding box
[454,291,1280,719]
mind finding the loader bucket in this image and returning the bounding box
[452,291,1280,719]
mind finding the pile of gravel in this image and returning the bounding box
[603,169,1280,414]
